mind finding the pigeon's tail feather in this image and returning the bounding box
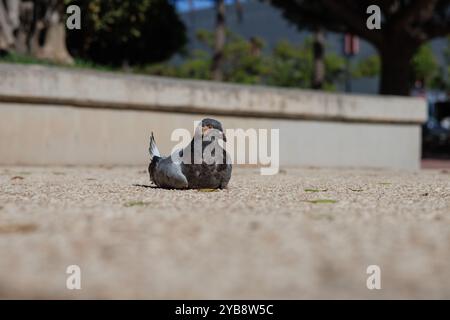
[149,132,161,159]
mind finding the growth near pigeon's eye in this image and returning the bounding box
[148,118,232,190]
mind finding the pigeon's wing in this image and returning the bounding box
[152,157,188,189]
[218,163,232,188]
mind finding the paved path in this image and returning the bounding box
[422,159,450,169]
[0,166,449,299]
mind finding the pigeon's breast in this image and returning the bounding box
[182,163,231,189]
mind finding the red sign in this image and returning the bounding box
[344,34,359,56]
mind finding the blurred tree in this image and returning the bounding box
[211,0,225,80]
[143,48,211,79]
[352,55,380,78]
[267,40,313,88]
[224,34,267,84]
[445,37,450,90]
[0,0,73,64]
[196,29,268,84]
[411,44,439,88]
[268,0,450,96]
[143,30,345,90]
[311,27,325,89]
[66,0,187,66]
[353,44,442,90]
[267,38,345,90]
[427,36,450,91]
[177,0,244,80]
[0,0,18,52]
[446,37,450,64]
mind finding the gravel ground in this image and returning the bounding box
[0,166,449,299]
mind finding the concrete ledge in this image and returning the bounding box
[0,63,426,124]
[0,63,427,169]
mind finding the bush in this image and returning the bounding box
[67,0,187,66]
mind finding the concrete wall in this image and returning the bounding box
[0,63,427,169]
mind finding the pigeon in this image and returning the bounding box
[148,118,232,189]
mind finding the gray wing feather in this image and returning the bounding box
[152,157,188,189]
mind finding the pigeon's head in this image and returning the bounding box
[198,118,227,142]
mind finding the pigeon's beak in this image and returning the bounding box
[202,125,211,136]
[202,125,226,141]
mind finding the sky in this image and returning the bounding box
[175,0,247,12]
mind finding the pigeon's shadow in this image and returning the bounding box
[132,183,228,191]
[132,184,159,189]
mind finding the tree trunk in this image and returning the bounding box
[0,0,32,53]
[33,3,74,65]
[14,1,34,54]
[379,42,417,96]
[0,0,73,64]
[312,27,325,90]
[0,0,14,51]
[36,20,74,64]
[211,0,226,81]
[6,0,19,29]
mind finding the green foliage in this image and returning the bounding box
[142,30,345,91]
[141,50,211,80]
[189,30,269,84]
[411,44,439,87]
[222,33,268,84]
[0,53,55,66]
[323,53,346,90]
[0,52,115,72]
[266,38,346,90]
[445,36,450,63]
[353,44,446,91]
[444,36,450,90]
[353,55,380,78]
[266,40,313,88]
[66,0,187,66]
[177,51,211,79]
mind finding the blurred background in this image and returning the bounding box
[0,0,449,159]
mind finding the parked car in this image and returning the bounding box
[422,100,450,157]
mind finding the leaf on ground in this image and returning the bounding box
[349,188,364,192]
[11,176,24,180]
[304,188,328,193]
[304,199,337,204]
[198,188,218,192]
[0,223,38,234]
[378,182,392,185]
[124,201,147,207]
